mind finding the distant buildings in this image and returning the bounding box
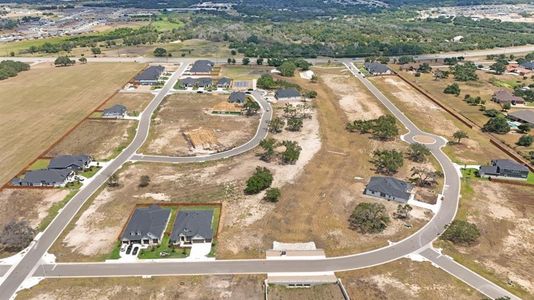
[491,90,525,105]
[364,62,391,75]
[507,110,534,127]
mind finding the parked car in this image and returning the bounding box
[126,245,133,255]
[132,246,139,256]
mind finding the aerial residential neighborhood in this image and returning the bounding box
[0,1,533,300]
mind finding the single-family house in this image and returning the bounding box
[479,159,529,180]
[364,62,391,75]
[196,77,213,88]
[399,63,421,72]
[170,210,213,247]
[179,77,197,88]
[520,61,534,70]
[133,65,164,85]
[507,63,532,75]
[507,110,534,127]
[228,91,247,104]
[217,77,232,89]
[11,169,75,187]
[190,60,214,75]
[275,88,302,102]
[48,155,92,171]
[120,205,171,245]
[102,104,127,119]
[492,90,525,105]
[364,176,413,203]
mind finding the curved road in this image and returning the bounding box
[0,62,520,300]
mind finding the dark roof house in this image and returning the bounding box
[190,60,214,74]
[102,104,127,118]
[520,61,534,70]
[134,65,164,84]
[11,169,74,187]
[170,210,213,245]
[275,88,301,101]
[179,77,197,87]
[479,159,529,179]
[217,77,232,88]
[228,91,247,104]
[49,155,91,171]
[364,62,391,75]
[196,77,213,87]
[492,90,525,105]
[364,176,413,203]
[121,205,171,244]
[508,110,534,126]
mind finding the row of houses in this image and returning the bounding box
[11,155,92,187]
[121,205,214,248]
[177,77,232,89]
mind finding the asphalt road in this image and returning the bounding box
[0,63,188,300]
[131,90,272,164]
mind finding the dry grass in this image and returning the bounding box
[0,62,143,187]
[46,119,136,161]
[338,258,483,299]
[220,65,272,80]
[16,275,264,300]
[103,92,153,114]
[142,93,259,155]
[368,76,508,164]
[268,284,344,300]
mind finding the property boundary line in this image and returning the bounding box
[0,64,146,192]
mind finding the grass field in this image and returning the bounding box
[161,39,231,58]
[220,65,272,80]
[0,62,143,187]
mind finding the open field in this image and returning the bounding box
[46,119,136,161]
[143,93,259,156]
[160,39,231,58]
[368,76,508,164]
[0,62,143,187]
[338,258,482,299]
[220,65,272,80]
[268,284,344,300]
[16,275,264,300]
[435,179,534,298]
[103,92,154,115]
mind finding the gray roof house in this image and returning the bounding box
[364,62,391,75]
[275,88,302,101]
[479,159,529,180]
[492,90,525,105]
[196,77,213,88]
[102,104,127,118]
[520,61,534,70]
[364,176,413,203]
[170,210,213,247]
[11,169,74,187]
[48,155,91,171]
[508,110,534,126]
[121,205,171,245]
[134,65,164,85]
[217,77,232,88]
[179,77,197,88]
[190,60,214,74]
[228,91,247,104]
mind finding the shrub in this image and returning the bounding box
[483,117,510,134]
[348,202,390,234]
[139,175,151,187]
[264,188,281,202]
[443,83,461,96]
[0,221,36,252]
[517,135,533,147]
[441,220,480,245]
[407,143,431,162]
[244,167,273,194]
[371,149,404,174]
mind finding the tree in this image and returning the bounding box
[78,57,87,64]
[410,167,443,187]
[517,135,533,146]
[348,202,390,234]
[371,149,404,175]
[264,188,281,202]
[517,124,531,134]
[278,61,297,77]
[304,90,317,99]
[443,83,461,96]
[0,221,36,252]
[372,115,399,140]
[244,167,273,194]
[268,117,285,133]
[231,58,236,64]
[490,61,506,75]
[398,56,414,65]
[452,130,468,144]
[90,47,101,55]
[230,50,237,55]
[256,57,264,65]
[257,74,277,89]
[153,47,167,57]
[242,57,250,65]
[417,63,432,73]
[108,174,119,187]
[227,58,232,64]
[54,56,75,67]
[259,138,277,162]
[407,143,431,162]
[243,99,260,116]
[502,102,511,111]
[281,140,301,164]
[451,62,478,81]
[139,175,151,187]
[483,109,500,117]
[393,204,412,219]
[286,116,303,131]
[441,220,480,245]
[483,117,510,134]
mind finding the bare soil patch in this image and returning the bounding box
[268,284,344,300]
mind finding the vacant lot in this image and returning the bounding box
[0,62,143,187]
[339,259,482,299]
[435,179,534,298]
[46,119,136,161]
[143,93,259,156]
[268,284,344,300]
[102,92,153,114]
[369,76,508,164]
[16,275,264,300]
[220,65,272,80]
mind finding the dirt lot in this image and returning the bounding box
[369,76,509,164]
[220,65,273,80]
[268,284,344,300]
[102,92,153,114]
[16,275,264,300]
[436,179,534,298]
[339,259,482,299]
[143,93,259,155]
[0,62,143,187]
[46,119,136,161]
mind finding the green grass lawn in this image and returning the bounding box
[150,18,183,31]
[138,235,191,259]
[489,77,522,89]
[527,172,534,184]
[28,159,51,170]
[79,166,101,178]
[460,168,479,179]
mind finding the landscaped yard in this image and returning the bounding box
[0,62,143,188]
